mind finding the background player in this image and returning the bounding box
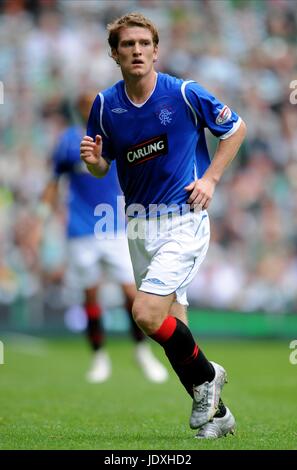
[38,92,168,384]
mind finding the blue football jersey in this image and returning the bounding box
[87,73,241,217]
[52,125,124,237]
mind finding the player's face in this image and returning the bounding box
[112,27,158,79]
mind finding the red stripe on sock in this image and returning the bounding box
[85,304,102,320]
[90,331,102,343]
[193,344,199,359]
[151,316,177,343]
[181,344,199,365]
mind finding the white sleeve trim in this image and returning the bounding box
[98,92,108,139]
[193,162,198,180]
[220,117,242,140]
[181,80,197,126]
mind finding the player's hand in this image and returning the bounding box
[184,177,215,210]
[80,135,102,166]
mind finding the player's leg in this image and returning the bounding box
[121,282,168,383]
[121,282,145,343]
[169,300,228,422]
[170,301,188,325]
[103,233,168,383]
[83,284,111,383]
[167,301,195,396]
[133,291,228,429]
[129,211,228,430]
[84,285,104,351]
[133,290,216,395]
[100,235,143,344]
[66,236,111,383]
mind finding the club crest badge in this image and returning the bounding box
[156,105,173,126]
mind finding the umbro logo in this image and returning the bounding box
[111,108,128,113]
[145,278,166,286]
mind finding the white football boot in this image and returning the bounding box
[86,350,111,383]
[135,342,169,383]
[190,361,227,429]
[195,406,236,439]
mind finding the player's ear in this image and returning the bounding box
[111,48,120,65]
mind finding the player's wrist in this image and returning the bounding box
[86,161,100,172]
[203,172,220,186]
[86,157,109,177]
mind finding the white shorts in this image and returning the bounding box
[127,210,210,306]
[66,233,134,290]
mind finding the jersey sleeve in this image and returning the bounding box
[184,81,242,139]
[86,93,114,163]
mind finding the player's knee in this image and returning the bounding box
[132,301,161,335]
[132,301,150,332]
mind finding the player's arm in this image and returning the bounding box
[203,119,246,185]
[80,134,110,178]
[184,82,246,209]
[83,93,113,178]
[34,176,59,221]
[30,179,59,257]
[42,179,59,207]
[186,120,247,209]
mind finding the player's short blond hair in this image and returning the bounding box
[107,12,159,50]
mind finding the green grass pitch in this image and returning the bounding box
[0,336,296,450]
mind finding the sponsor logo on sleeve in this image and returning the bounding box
[126,134,168,166]
[215,105,232,125]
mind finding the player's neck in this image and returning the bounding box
[124,70,157,105]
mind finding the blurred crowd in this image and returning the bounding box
[0,0,297,325]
